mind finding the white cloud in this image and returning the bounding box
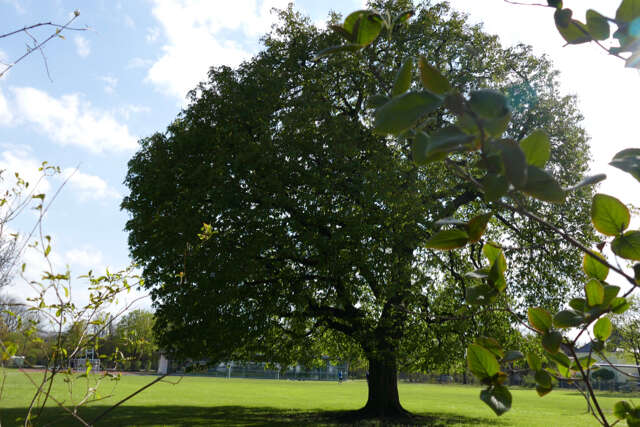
[126,57,153,69]
[11,87,138,153]
[99,75,118,94]
[147,0,290,100]
[117,104,151,120]
[124,14,136,29]
[61,168,121,201]
[146,27,160,43]
[0,89,12,125]
[74,36,91,58]
[0,146,52,195]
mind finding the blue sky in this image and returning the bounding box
[0,0,638,309]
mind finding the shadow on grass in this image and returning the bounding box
[1,405,506,426]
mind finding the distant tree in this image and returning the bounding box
[122,0,594,417]
[611,298,640,377]
[116,309,156,370]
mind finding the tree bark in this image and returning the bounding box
[359,354,410,418]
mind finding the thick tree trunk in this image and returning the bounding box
[359,354,410,418]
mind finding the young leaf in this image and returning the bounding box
[374,91,442,135]
[528,307,552,334]
[603,285,621,307]
[480,385,512,416]
[591,193,630,236]
[586,10,610,40]
[481,173,509,203]
[535,369,553,389]
[554,9,592,44]
[424,126,475,159]
[613,401,632,420]
[469,90,510,120]
[593,317,612,342]
[611,230,640,261]
[418,56,451,95]
[483,242,507,273]
[496,140,527,188]
[616,0,640,23]
[610,148,640,182]
[553,310,584,328]
[611,297,631,314]
[521,165,566,203]
[527,352,542,371]
[519,129,550,168]
[467,213,493,243]
[585,279,605,307]
[476,336,504,359]
[392,58,413,97]
[313,43,363,60]
[425,229,469,250]
[582,252,609,281]
[412,132,430,165]
[542,331,562,354]
[467,343,500,379]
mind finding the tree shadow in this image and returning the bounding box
[1,405,505,426]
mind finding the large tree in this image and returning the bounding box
[122,0,594,417]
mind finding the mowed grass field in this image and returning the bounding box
[0,370,631,426]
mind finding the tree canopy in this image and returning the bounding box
[122,0,595,416]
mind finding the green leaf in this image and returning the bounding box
[425,229,469,250]
[611,230,640,261]
[521,165,566,203]
[611,297,631,314]
[569,298,586,312]
[585,279,605,307]
[343,11,382,46]
[328,25,354,42]
[480,385,512,416]
[467,343,500,380]
[466,284,499,305]
[313,43,363,60]
[502,350,524,363]
[374,91,442,135]
[425,126,475,159]
[542,331,562,354]
[535,369,553,389]
[613,401,632,420]
[476,336,504,359]
[586,10,610,40]
[546,350,571,369]
[603,285,621,307]
[412,132,430,165]
[482,173,509,202]
[528,307,552,334]
[484,113,512,138]
[547,0,562,8]
[553,310,584,328]
[519,129,550,168]
[616,0,640,23]
[487,260,507,292]
[554,9,592,44]
[483,242,507,273]
[392,58,413,97]
[418,56,451,95]
[467,213,493,244]
[593,317,612,342]
[582,252,609,281]
[366,94,390,109]
[591,194,630,236]
[469,90,510,120]
[527,352,542,371]
[536,384,553,397]
[610,148,640,182]
[566,174,607,192]
[44,245,51,257]
[495,140,527,188]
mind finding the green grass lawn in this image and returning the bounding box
[0,370,632,426]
